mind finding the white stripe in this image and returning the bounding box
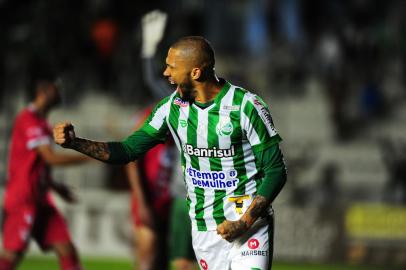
[197,108,217,229]
[242,140,259,195]
[241,93,261,146]
[166,93,182,152]
[27,136,51,149]
[149,98,170,130]
[218,86,240,222]
[175,104,198,230]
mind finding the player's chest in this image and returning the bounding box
[172,106,244,146]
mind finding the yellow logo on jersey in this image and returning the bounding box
[228,195,250,214]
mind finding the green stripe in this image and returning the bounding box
[208,101,225,225]
[168,96,188,180]
[213,190,226,224]
[213,81,231,105]
[194,187,206,231]
[243,100,271,142]
[168,95,180,131]
[187,105,206,231]
[232,89,248,195]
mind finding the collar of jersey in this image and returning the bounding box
[191,78,231,110]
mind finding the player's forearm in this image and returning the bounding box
[240,195,270,228]
[46,153,90,166]
[255,143,287,201]
[69,138,111,162]
[216,195,270,242]
[125,162,144,194]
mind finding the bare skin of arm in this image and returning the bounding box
[216,195,269,242]
[125,111,154,227]
[126,161,153,227]
[36,144,90,165]
[53,122,111,162]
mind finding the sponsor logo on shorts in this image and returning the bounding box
[241,250,269,257]
[183,144,235,158]
[241,238,268,257]
[174,97,189,107]
[186,167,238,189]
[199,259,208,270]
[248,238,259,249]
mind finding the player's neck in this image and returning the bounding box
[31,100,49,117]
[194,76,223,104]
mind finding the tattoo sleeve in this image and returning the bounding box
[241,195,270,228]
[71,138,110,162]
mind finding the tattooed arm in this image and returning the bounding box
[53,122,162,164]
[217,195,269,242]
[53,122,112,161]
[217,143,287,242]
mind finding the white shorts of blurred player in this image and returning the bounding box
[192,215,274,270]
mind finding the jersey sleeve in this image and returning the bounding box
[241,94,282,152]
[24,118,51,150]
[139,96,171,139]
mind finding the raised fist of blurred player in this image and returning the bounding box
[141,10,168,58]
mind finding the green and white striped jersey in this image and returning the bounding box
[142,80,282,231]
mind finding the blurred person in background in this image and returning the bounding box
[0,74,90,270]
[126,106,174,270]
[126,10,195,270]
[53,35,287,270]
[169,156,196,270]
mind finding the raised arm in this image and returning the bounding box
[140,10,172,99]
[53,122,162,164]
[53,122,110,161]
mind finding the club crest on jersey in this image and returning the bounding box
[179,119,187,128]
[216,119,233,137]
[173,97,189,107]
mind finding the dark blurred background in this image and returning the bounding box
[0,0,406,268]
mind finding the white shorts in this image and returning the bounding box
[192,215,274,270]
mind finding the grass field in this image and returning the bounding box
[17,256,397,270]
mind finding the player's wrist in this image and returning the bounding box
[65,137,79,149]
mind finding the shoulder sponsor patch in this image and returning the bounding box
[252,98,277,135]
[222,105,240,111]
[173,97,189,107]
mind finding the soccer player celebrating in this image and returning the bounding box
[54,36,287,270]
[0,75,89,270]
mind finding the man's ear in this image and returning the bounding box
[191,68,202,80]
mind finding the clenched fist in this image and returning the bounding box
[53,122,76,148]
[217,219,248,242]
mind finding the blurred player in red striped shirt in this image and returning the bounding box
[0,75,89,270]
